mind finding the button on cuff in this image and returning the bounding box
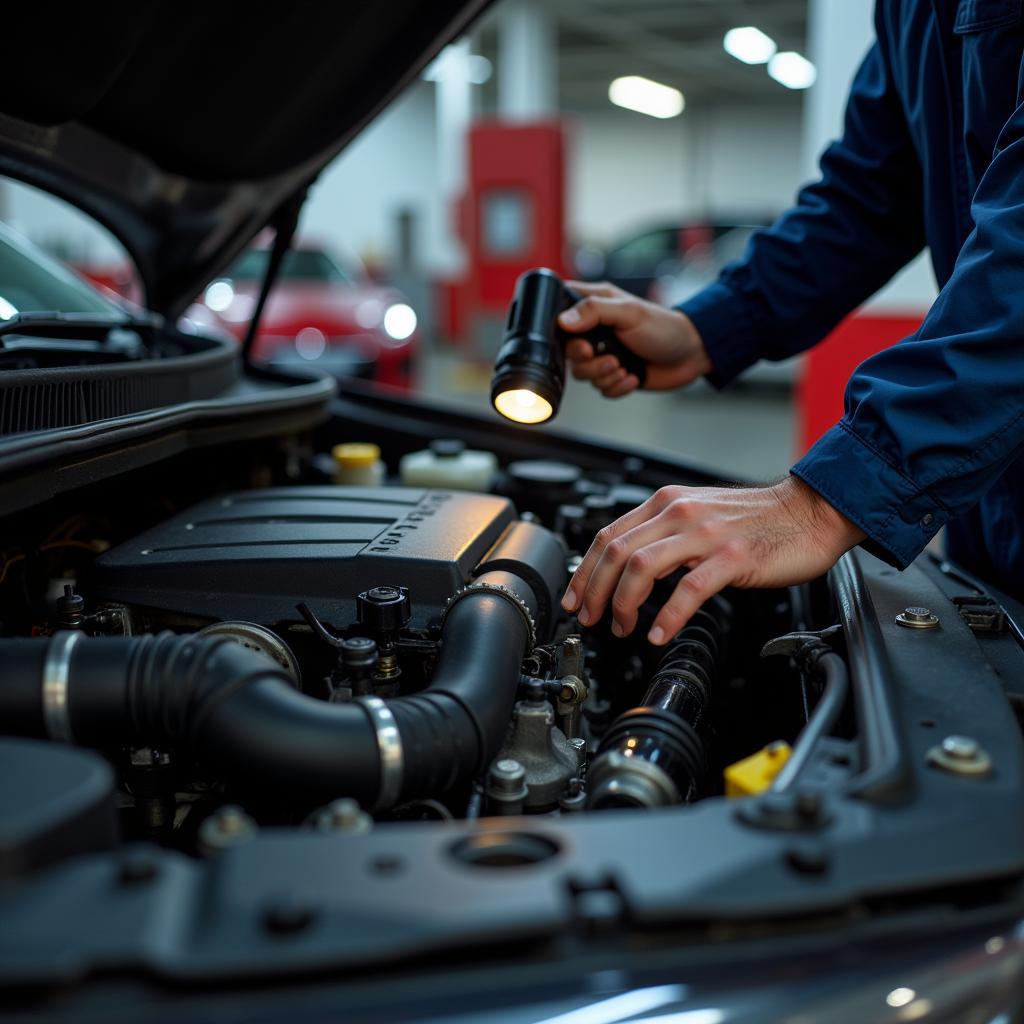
[792,422,944,570]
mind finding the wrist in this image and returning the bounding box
[775,475,866,557]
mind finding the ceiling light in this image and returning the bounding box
[608,76,684,119]
[768,51,817,89]
[723,26,777,65]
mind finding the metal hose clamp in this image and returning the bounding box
[42,631,81,742]
[443,581,537,650]
[356,696,404,810]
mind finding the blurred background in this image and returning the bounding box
[0,0,937,481]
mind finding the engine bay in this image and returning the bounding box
[3,417,1024,999]
[0,438,815,854]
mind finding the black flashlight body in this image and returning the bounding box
[491,268,647,424]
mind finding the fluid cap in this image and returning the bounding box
[357,586,411,634]
[429,438,466,459]
[332,442,381,469]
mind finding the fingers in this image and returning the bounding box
[648,557,737,645]
[564,280,624,299]
[557,294,639,335]
[562,488,679,613]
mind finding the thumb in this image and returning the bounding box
[558,295,638,335]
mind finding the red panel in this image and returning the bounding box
[797,311,924,456]
[465,120,567,315]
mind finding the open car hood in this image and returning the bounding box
[0,1,489,317]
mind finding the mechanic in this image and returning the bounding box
[559,1,1024,645]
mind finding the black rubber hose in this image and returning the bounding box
[587,600,730,810]
[0,571,535,809]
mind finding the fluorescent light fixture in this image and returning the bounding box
[609,76,684,119]
[768,51,817,89]
[723,26,777,64]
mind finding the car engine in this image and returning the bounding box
[0,441,816,863]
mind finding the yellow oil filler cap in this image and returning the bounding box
[724,741,792,797]
[332,443,384,486]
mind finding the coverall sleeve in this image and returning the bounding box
[792,83,1024,569]
[678,35,926,385]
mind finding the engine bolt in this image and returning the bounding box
[926,734,993,776]
[198,805,257,856]
[896,606,939,629]
[314,797,372,835]
[942,735,979,760]
[486,758,528,816]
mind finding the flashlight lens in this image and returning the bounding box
[494,388,554,424]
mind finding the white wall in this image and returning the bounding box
[301,85,805,270]
[299,82,444,272]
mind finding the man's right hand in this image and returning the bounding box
[559,280,713,398]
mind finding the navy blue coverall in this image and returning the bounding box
[678,0,1024,597]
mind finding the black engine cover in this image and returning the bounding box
[93,486,520,629]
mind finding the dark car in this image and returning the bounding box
[198,241,419,390]
[575,219,771,298]
[1,5,1024,1024]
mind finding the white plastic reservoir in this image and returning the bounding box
[399,439,498,492]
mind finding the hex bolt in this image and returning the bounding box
[942,735,979,760]
[926,734,993,776]
[198,805,257,856]
[896,606,940,629]
[569,736,588,771]
[486,758,528,816]
[314,797,372,835]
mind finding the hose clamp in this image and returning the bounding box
[443,581,537,651]
[356,696,403,811]
[42,631,80,743]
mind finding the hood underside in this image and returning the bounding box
[0,1,490,316]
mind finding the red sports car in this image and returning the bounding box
[197,241,419,389]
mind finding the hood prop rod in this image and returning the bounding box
[240,188,308,365]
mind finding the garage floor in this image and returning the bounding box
[416,347,798,483]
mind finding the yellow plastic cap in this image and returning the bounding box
[724,741,792,798]
[332,442,381,468]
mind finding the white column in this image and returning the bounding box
[803,0,936,309]
[498,0,556,120]
[432,39,474,276]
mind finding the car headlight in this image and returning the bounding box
[383,303,417,341]
[203,280,234,313]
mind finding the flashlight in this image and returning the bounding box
[491,267,648,425]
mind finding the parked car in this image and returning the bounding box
[575,219,770,298]
[195,240,419,389]
[1,5,1024,1023]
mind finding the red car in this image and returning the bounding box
[197,241,419,389]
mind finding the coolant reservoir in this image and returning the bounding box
[333,443,385,486]
[399,439,498,491]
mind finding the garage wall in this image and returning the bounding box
[567,101,804,249]
[304,89,806,273]
[299,82,442,274]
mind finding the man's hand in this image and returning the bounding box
[561,476,865,644]
[559,280,713,397]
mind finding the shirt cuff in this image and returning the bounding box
[791,421,948,570]
[675,280,763,389]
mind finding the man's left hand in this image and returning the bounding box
[560,476,865,645]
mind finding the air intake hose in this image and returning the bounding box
[0,570,537,811]
[587,598,730,810]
